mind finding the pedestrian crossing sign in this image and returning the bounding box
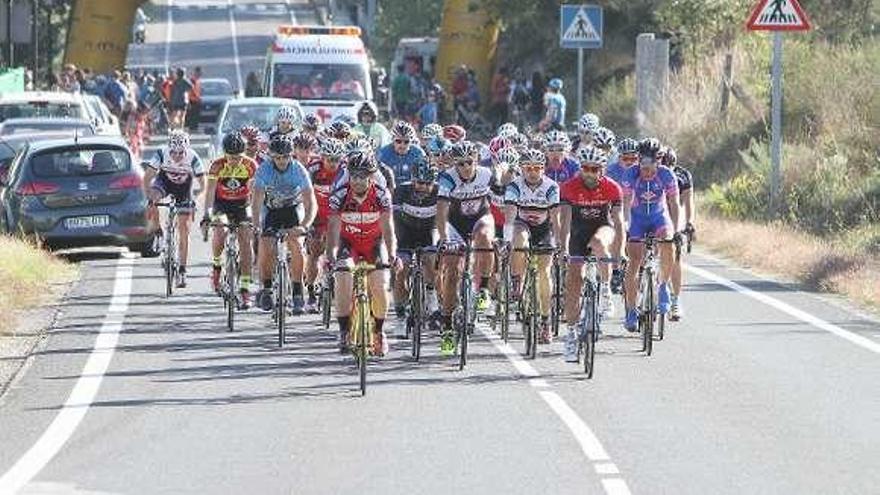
[560,5,603,49]
[747,0,811,31]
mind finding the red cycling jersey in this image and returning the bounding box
[560,175,622,225]
[207,156,257,202]
[329,181,392,262]
[308,158,340,229]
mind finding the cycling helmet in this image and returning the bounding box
[548,78,563,90]
[222,131,246,155]
[269,133,293,155]
[356,100,378,118]
[495,146,520,167]
[412,159,438,183]
[542,130,571,152]
[592,127,616,149]
[488,135,512,154]
[497,122,518,138]
[442,124,466,142]
[319,137,345,159]
[576,145,608,167]
[292,132,317,151]
[334,114,356,128]
[346,135,376,154]
[391,121,417,141]
[617,137,639,155]
[421,123,443,141]
[346,151,378,175]
[168,130,189,152]
[520,148,547,166]
[449,140,477,160]
[275,106,299,125]
[425,136,451,157]
[302,113,322,132]
[327,120,351,140]
[639,137,662,158]
[239,125,260,144]
[508,132,529,149]
[578,113,601,134]
[662,147,678,167]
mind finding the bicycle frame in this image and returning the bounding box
[347,262,378,396]
[156,202,179,298]
[273,230,291,347]
[211,219,251,331]
[636,235,661,356]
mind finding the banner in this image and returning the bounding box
[64,0,145,73]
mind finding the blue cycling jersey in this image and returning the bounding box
[254,158,312,209]
[606,159,635,186]
[619,165,679,219]
[376,143,426,185]
[544,157,579,184]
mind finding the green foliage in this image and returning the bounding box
[655,0,752,57]
[373,0,444,66]
[589,75,637,137]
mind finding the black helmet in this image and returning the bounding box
[412,158,438,183]
[222,131,246,155]
[357,101,378,118]
[292,132,317,151]
[346,151,378,175]
[269,133,293,155]
[662,147,678,167]
[302,113,322,132]
[327,120,351,140]
[638,138,662,158]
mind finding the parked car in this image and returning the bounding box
[208,97,303,158]
[0,117,95,137]
[199,77,238,128]
[82,94,122,136]
[0,91,90,123]
[0,136,151,253]
[0,132,81,183]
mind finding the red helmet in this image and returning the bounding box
[442,124,466,143]
[488,135,511,154]
[239,125,260,144]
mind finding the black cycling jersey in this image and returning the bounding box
[672,165,693,192]
[393,182,438,232]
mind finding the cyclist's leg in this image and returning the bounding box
[277,206,306,309]
[333,251,355,348]
[176,203,193,271]
[439,221,465,326]
[656,218,675,284]
[510,220,530,298]
[145,178,167,232]
[366,241,390,354]
[472,215,495,304]
[304,228,323,292]
[257,209,279,301]
[624,240,645,312]
[589,225,615,283]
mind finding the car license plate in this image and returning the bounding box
[64,215,110,230]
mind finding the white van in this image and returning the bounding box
[263,25,372,124]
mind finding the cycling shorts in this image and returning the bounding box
[447,213,495,245]
[628,214,673,242]
[151,175,195,212]
[397,223,437,251]
[338,235,382,265]
[515,219,555,249]
[569,221,613,257]
[261,206,300,238]
[213,199,249,224]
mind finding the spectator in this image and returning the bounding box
[60,64,80,93]
[103,70,128,117]
[391,64,411,119]
[538,77,566,131]
[81,68,98,95]
[509,68,530,125]
[121,71,140,123]
[186,66,202,131]
[465,69,480,108]
[245,71,262,97]
[25,70,35,91]
[169,67,193,129]
[275,74,299,98]
[529,71,546,124]
[417,90,438,129]
[329,69,365,99]
[299,73,326,99]
[489,66,510,129]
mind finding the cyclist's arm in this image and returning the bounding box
[326,213,340,261]
[682,187,694,227]
[610,203,625,258]
[502,204,516,243]
[300,186,317,230]
[436,199,449,243]
[559,204,572,256]
[142,167,157,195]
[667,194,680,236]
[203,175,217,215]
[622,190,633,224]
[380,210,397,262]
[250,187,264,225]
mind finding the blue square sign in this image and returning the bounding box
[560,4,603,49]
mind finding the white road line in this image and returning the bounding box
[284,0,298,24]
[226,0,244,93]
[164,0,174,70]
[686,263,880,355]
[481,329,632,495]
[0,255,134,494]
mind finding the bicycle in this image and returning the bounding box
[336,261,384,396]
[493,241,512,343]
[551,250,566,338]
[320,269,334,330]
[207,219,252,332]
[155,201,181,298]
[399,246,435,362]
[567,253,619,378]
[270,229,304,348]
[634,233,674,354]
[515,245,557,360]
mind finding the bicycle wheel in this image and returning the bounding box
[642,269,654,356]
[276,264,287,347]
[551,261,563,338]
[410,269,423,361]
[498,263,510,343]
[657,311,666,340]
[527,271,538,360]
[520,273,533,357]
[321,274,333,329]
[583,283,598,378]
[458,278,471,371]
[164,227,174,298]
[356,294,369,396]
[225,256,236,332]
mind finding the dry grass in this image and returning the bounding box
[699,214,880,313]
[0,237,76,336]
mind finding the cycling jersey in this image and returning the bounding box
[545,92,566,129]
[207,156,257,202]
[254,158,312,210]
[376,143,426,185]
[605,158,635,185]
[308,158,340,229]
[504,175,559,227]
[438,165,497,242]
[329,182,392,263]
[619,165,679,240]
[545,156,579,184]
[561,176,622,255]
[393,183,438,250]
[148,147,204,209]
[672,165,693,193]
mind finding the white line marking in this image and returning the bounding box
[686,263,880,355]
[164,0,174,70]
[226,0,244,93]
[0,254,134,494]
[284,0,297,24]
[480,328,631,495]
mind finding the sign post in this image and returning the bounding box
[560,5,603,118]
[746,0,811,215]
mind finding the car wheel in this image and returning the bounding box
[131,238,159,258]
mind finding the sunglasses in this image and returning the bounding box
[581,165,602,172]
[394,139,410,145]
[620,154,639,162]
[454,159,474,167]
[270,153,288,160]
[522,164,544,171]
[350,173,372,182]
[169,149,185,158]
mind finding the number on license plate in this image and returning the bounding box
[65,215,110,229]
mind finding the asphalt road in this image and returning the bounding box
[1,2,879,494]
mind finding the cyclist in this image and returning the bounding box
[621,138,681,332]
[392,159,439,327]
[268,105,299,140]
[606,137,640,294]
[663,147,695,321]
[420,123,443,146]
[436,140,499,354]
[425,135,451,170]
[143,130,205,288]
[558,145,625,361]
[301,113,322,137]
[353,101,391,148]
[239,124,265,162]
[326,119,353,143]
[571,113,600,151]
[503,148,560,344]
[538,78,566,132]
[326,151,397,356]
[303,137,345,313]
[377,121,426,186]
[542,130,579,184]
[442,124,466,144]
[292,133,318,171]
[592,127,618,164]
[201,131,258,306]
[251,133,318,314]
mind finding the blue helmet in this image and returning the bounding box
[412,158,438,183]
[425,136,451,157]
[548,78,563,90]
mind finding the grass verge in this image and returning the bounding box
[0,237,76,336]
[698,212,880,315]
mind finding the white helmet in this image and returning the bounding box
[495,146,520,167]
[576,145,607,166]
[578,113,600,134]
[421,123,443,141]
[275,106,299,125]
[542,130,570,152]
[497,122,518,138]
[168,130,190,152]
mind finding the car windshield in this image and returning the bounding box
[202,80,233,96]
[0,102,84,121]
[272,63,368,101]
[1,122,94,136]
[30,147,130,178]
[220,104,300,132]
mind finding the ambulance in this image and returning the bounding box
[263,25,373,124]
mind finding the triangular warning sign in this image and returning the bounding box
[563,8,600,42]
[747,0,811,31]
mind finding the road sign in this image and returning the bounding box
[559,5,603,49]
[747,0,811,31]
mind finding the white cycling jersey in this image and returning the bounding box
[504,175,559,226]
